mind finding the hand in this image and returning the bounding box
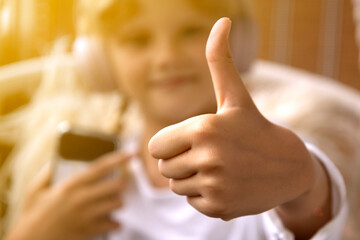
[148,18,319,221]
[5,152,131,240]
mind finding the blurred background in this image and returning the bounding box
[0,0,360,238]
[1,0,359,88]
[1,0,360,201]
[0,0,359,117]
[1,0,359,174]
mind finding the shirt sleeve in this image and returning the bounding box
[260,142,348,240]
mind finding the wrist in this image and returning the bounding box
[276,152,332,239]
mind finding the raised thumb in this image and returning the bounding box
[206,17,253,112]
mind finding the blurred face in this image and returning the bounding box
[107,0,217,126]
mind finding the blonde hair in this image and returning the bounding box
[0,39,126,234]
[75,0,252,36]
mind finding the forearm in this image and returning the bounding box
[276,153,332,240]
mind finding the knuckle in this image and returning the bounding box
[198,179,230,218]
[206,46,233,63]
[158,159,171,178]
[170,179,189,196]
[195,150,223,172]
[191,118,218,144]
[201,176,219,192]
[200,176,224,200]
[169,179,183,195]
[147,137,158,157]
[168,179,178,193]
[157,159,166,175]
[202,199,227,218]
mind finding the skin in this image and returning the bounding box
[109,0,331,238]
[5,0,332,239]
[5,152,130,240]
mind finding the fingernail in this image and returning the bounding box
[225,18,232,39]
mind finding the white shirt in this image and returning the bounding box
[108,140,347,240]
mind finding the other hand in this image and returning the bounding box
[6,152,131,240]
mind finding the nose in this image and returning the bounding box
[152,37,180,70]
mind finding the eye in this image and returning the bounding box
[118,33,151,48]
[181,25,206,37]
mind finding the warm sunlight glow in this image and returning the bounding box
[0,5,11,36]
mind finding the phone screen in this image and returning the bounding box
[53,122,119,184]
[58,130,117,161]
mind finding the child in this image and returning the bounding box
[3,0,347,239]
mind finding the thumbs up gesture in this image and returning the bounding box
[148,18,330,225]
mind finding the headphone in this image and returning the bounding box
[72,18,258,92]
[230,17,258,73]
[72,36,118,92]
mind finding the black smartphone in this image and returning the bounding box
[53,121,119,184]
